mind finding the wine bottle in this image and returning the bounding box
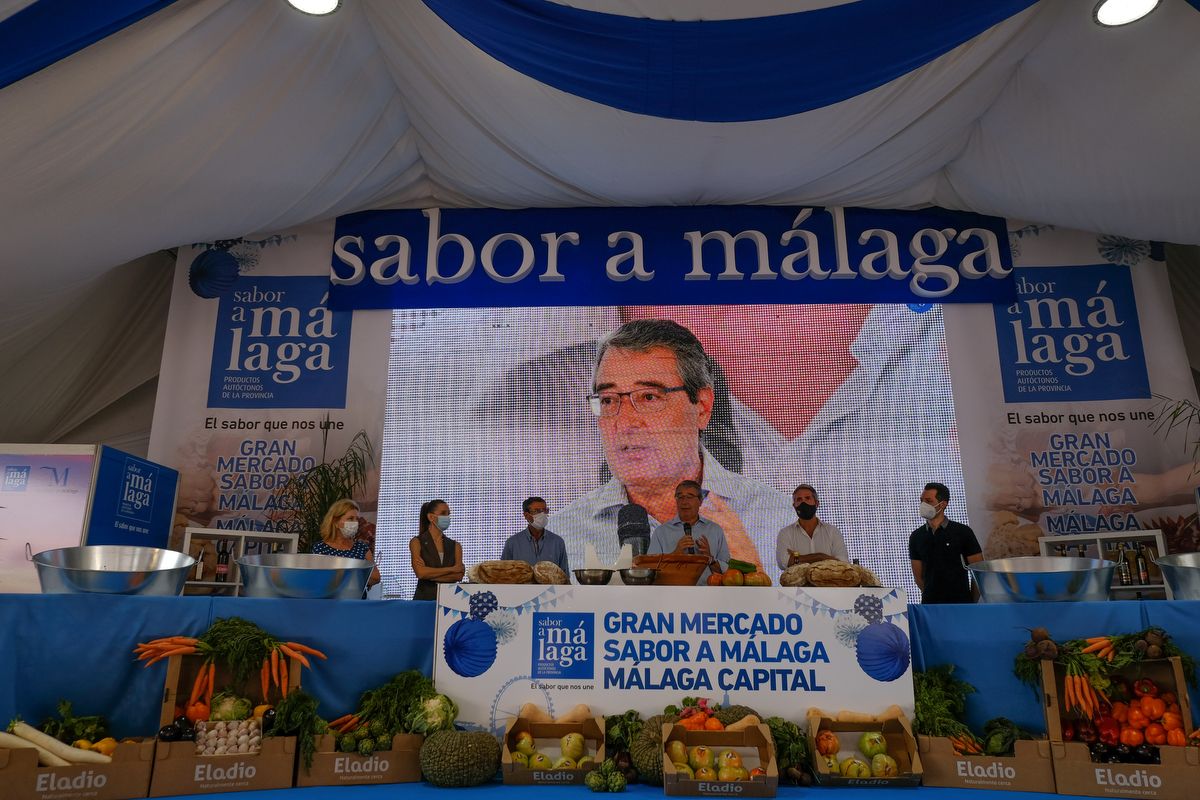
[215,540,229,583]
[1135,544,1150,585]
[1116,542,1132,586]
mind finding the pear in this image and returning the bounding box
[514,731,536,757]
[529,753,553,770]
[858,731,887,759]
[511,751,529,767]
[560,732,585,761]
[665,740,688,766]
[870,753,899,777]
[552,756,577,770]
[673,762,695,779]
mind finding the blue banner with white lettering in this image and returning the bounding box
[328,206,1014,309]
[85,446,177,549]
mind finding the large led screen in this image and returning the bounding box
[375,304,967,601]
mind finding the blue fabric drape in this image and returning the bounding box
[419,0,1039,122]
[0,0,177,91]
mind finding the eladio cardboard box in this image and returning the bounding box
[918,735,1056,793]
[295,733,423,787]
[808,714,922,787]
[148,653,300,796]
[661,723,779,797]
[501,717,605,785]
[0,740,154,800]
[1043,657,1198,800]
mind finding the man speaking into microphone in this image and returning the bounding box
[648,481,730,585]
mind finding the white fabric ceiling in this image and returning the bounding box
[1,0,1199,448]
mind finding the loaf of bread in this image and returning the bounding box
[806,559,861,587]
[471,560,534,584]
[533,560,568,585]
[779,563,811,587]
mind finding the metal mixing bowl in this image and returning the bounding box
[238,553,373,599]
[32,545,195,596]
[1154,553,1200,600]
[573,568,614,585]
[619,567,657,586]
[967,556,1116,603]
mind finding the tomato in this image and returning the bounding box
[1127,708,1150,730]
[1167,703,1181,716]
[1120,727,1145,747]
[1167,729,1187,747]
[1140,696,1166,721]
[1110,701,1129,723]
[816,729,841,757]
[1144,723,1167,746]
[1161,712,1183,732]
[1161,691,1178,705]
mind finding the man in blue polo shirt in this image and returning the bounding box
[649,480,731,585]
[502,496,570,576]
[908,482,983,604]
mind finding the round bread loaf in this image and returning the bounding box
[806,559,861,587]
[533,560,568,585]
[473,560,534,584]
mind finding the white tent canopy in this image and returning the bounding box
[1,0,1198,449]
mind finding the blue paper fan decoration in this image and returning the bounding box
[188,248,240,298]
[469,590,499,620]
[855,622,910,682]
[853,594,884,624]
[444,618,498,677]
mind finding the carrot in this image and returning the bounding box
[278,645,311,669]
[150,636,198,646]
[1084,636,1109,644]
[206,661,215,705]
[1081,640,1110,654]
[1079,677,1094,718]
[279,658,289,697]
[1063,672,1076,714]
[260,658,270,702]
[284,642,328,660]
[271,647,280,689]
[143,645,196,667]
[328,714,353,728]
[189,664,209,706]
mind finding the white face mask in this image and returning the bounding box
[340,519,358,537]
[435,515,452,531]
[530,512,549,529]
[919,501,939,520]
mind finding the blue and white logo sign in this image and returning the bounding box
[993,265,1150,403]
[118,457,156,522]
[532,612,594,680]
[2,465,30,491]
[207,276,352,409]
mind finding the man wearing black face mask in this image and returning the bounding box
[774,484,850,569]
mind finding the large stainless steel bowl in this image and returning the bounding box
[1155,553,1200,600]
[967,556,1116,603]
[32,545,195,596]
[238,553,373,599]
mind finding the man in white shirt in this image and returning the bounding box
[775,483,850,569]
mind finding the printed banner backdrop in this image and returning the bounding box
[329,206,1015,309]
[433,585,913,737]
[0,445,96,593]
[148,222,391,543]
[946,226,1200,560]
[84,446,178,548]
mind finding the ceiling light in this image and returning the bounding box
[1093,0,1160,26]
[287,0,340,15]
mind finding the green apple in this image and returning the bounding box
[673,762,695,779]
[870,753,899,777]
[717,766,748,781]
[514,731,536,757]
[694,766,718,781]
[560,732,585,761]
[839,757,871,778]
[529,753,553,770]
[858,731,887,759]
[511,751,529,767]
[688,745,714,772]
[716,749,743,769]
[666,740,689,766]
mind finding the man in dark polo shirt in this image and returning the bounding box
[908,482,983,604]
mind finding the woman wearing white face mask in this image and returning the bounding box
[410,498,465,601]
[313,498,381,593]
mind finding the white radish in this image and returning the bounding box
[9,722,112,764]
[0,730,71,766]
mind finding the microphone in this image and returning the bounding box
[617,503,651,557]
[683,522,696,555]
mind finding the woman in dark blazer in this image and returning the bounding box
[409,498,464,600]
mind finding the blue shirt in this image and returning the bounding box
[648,515,730,584]
[501,527,570,575]
[312,539,370,560]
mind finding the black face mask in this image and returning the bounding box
[795,502,817,520]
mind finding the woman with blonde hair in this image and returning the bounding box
[313,498,380,590]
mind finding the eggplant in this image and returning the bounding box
[261,708,276,733]
[157,724,181,742]
[178,726,196,742]
[1089,742,1110,762]
[1114,744,1132,762]
[1104,755,1123,763]
[1132,745,1157,765]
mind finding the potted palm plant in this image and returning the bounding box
[272,424,374,553]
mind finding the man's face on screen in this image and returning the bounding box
[593,345,713,486]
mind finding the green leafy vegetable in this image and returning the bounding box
[913,665,977,739]
[980,718,1034,756]
[404,694,458,734]
[355,670,436,735]
[764,716,808,774]
[604,710,643,754]
[209,692,253,721]
[38,701,109,744]
[268,688,326,770]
